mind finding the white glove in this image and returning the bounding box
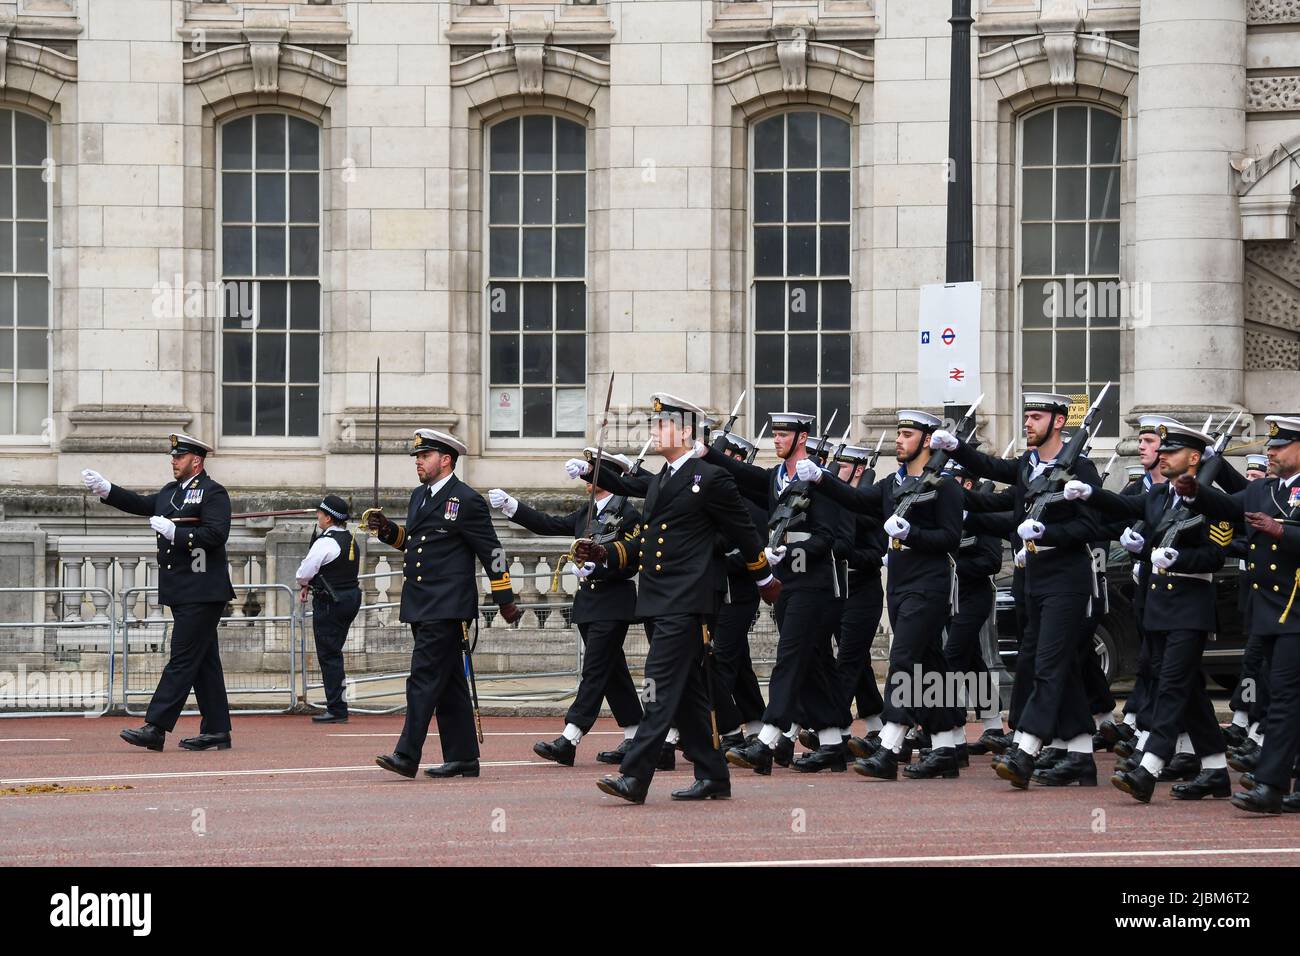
[929,429,959,452]
[149,516,176,542]
[82,469,111,497]
[884,514,911,540]
[1151,547,1179,570]
[1120,527,1145,554]
[1017,518,1045,542]
[765,545,787,567]
[488,489,518,517]
[795,458,824,484]
[572,561,597,579]
[1014,547,1027,568]
[692,439,708,459]
[881,552,890,568]
[1063,479,1092,501]
[564,457,591,480]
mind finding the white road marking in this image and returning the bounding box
[659,847,1300,867]
[0,760,554,786]
[325,731,622,738]
[0,738,72,743]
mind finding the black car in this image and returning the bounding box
[994,544,1247,688]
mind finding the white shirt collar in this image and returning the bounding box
[426,472,454,498]
[664,448,694,476]
[594,494,612,514]
[1280,473,1300,489]
[180,471,202,490]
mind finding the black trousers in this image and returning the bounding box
[1136,625,1168,731]
[763,587,845,732]
[837,578,885,720]
[1080,609,1116,717]
[881,590,958,734]
[1017,591,1095,743]
[1230,629,1271,724]
[620,613,729,785]
[712,598,765,732]
[1143,629,1225,761]
[567,620,643,732]
[944,581,996,725]
[1124,619,1154,721]
[312,588,361,717]
[1008,590,1033,729]
[1255,633,1300,789]
[147,602,230,734]
[396,620,477,764]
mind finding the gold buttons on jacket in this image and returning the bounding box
[417,548,422,554]
[655,564,662,571]
[1250,543,1256,550]
[1274,585,1280,592]
[1250,563,1256,570]
[656,551,663,558]
[417,576,423,582]
[1272,544,1278,551]
[1167,583,1174,590]
[1151,583,1156,590]
[1271,564,1277,571]
[421,536,426,542]
[1253,583,1259,590]
[661,523,667,530]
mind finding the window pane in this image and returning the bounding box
[288,386,318,436]
[820,388,850,431]
[0,111,10,165]
[1056,106,1088,165]
[1054,222,1086,274]
[1055,330,1086,381]
[555,119,585,170]
[787,387,818,417]
[289,282,320,329]
[1092,279,1123,326]
[755,334,784,385]
[257,173,285,222]
[1022,223,1052,276]
[1023,111,1054,166]
[754,387,784,427]
[822,280,850,330]
[1089,222,1119,275]
[522,174,552,225]
[1090,167,1120,220]
[16,278,47,327]
[223,281,254,328]
[754,172,783,223]
[488,282,519,331]
[821,334,850,384]
[15,222,46,272]
[289,173,319,222]
[288,117,318,171]
[522,228,552,277]
[1090,380,1120,438]
[0,330,10,376]
[256,114,286,169]
[490,174,519,225]
[754,117,784,170]
[223,173,252,222]
[555,387,585,437]
[223,386,253,436]
[255,385,286,434]
[555,282,585,330]
[1022,168,1052,221]
[1022,280,1055,328]
[259,282,287,329]
[755,282,784,330]
[1090,329,1120,382]
[1021,330,1052,381]
[788,281,818,331]
[16,328,46,379]
[16,169,47,219]
[490,387,521,437]
[1055,168,1086,220]
[491,118,520,172]
[490,333,520,384]
[1091,109,1120,165]
[522,387,553,437]
[787,112,817,168]
[522,283,552,331]
[522,115,553,171]
[17,382,45,434]
[821,115,850,168]
[489,228,519,277]
[787,226,816,276]
[821,171,850,222]
[754,227,783,276]
[256,226,286,275]
[0,278,10,325]
[820,226,850,276]
[555,228,584,277]
[0,228,10,272]
[290,333,318,381]
[223,332,253,382]
[289,227,318,276]
[0,169,9,218]
[555,174,585,224]
[257,333,287,382]
[555,334,585,384]
[787,333,817,384]
[787,171,816,222]
[522,335,553,384]
[223,117,252,169]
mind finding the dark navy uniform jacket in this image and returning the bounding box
[104,470,235,607]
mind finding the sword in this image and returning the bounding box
[582,372,617,534]
[360,359,384,536]
[462,620,484,744]
[702,620,720,750]
[174,508,317,524]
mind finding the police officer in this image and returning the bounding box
[1069,423,1235,802]
[83,433,236,751]
[295,495,362,724]
[575,394,781,804]
[1175,415,1300,813]
[367,430,522,779]
[488,450,646,766]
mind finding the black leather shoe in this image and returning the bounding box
[597,774,649,804]
[671,778,731,800]
[1157,752,1200,782]
[1171,768,1232,800]
[797,728,820,752]
[1112,765,1156,803]
[375,752,418,778]
[424,760,480,778]
[1228,747,1259,774]
[792,745,847,773]
[312,712,348,723]
[657,745,677,771]
[908,730,932,752]
[1092,731,1111,752]
[993,746,1035,789]
[847,734,879,759]
[1113,736,1137,759]
[725,739,773,776]
[773,735,795,768]
[1114,750,1144,774]
[1232,783,1284,815]
[954,743,970,768]
[718,731,746,753]
[179,732,231,751]
[1241,771,1257,790]
[1222,723,1248,750]
[853,747,899,780]
[1095,719,1122,748]
[1034,747,1066,771]
[1034,752,1097,787]
[978,729,1013,755]
[534,736,577,767]
[1283,792,1300,813]
[597,738,632,764]
[903,747,960,779]
[121,723,165,752]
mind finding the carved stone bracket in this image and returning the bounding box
[774,10,814,93]
[244,27,286,94]
[1040,0,1086,87]
[510,12,551,96]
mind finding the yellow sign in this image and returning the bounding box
[1065,394,1090,428]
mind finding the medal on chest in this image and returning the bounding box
[444,497,460,521]
[692,473,701,494]
[1288,485,1300,511]
[184,487,203,506]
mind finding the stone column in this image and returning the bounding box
[1132,0,1247,420]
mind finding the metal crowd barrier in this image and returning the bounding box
[0,586,116,718]
[120,583,298,716]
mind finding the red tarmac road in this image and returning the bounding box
[1,715,1296,867]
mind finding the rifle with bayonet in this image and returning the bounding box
[767,409,836,550]
[1021,383,1111,551]
[1153,411,1242,550]
[886,394,984,549]
[745,422,768,465]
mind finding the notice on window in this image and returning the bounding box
[490,388,520,433]
[555,388,587,435]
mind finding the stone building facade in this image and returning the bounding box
[2,0,1299,527]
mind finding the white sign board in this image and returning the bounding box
[917,281,981,406]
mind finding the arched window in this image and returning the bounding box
[485,115,587,440]
[219,113,321,438]
[0,109,50,437]
[751,110,851,429]
[1019,104,1121,437]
